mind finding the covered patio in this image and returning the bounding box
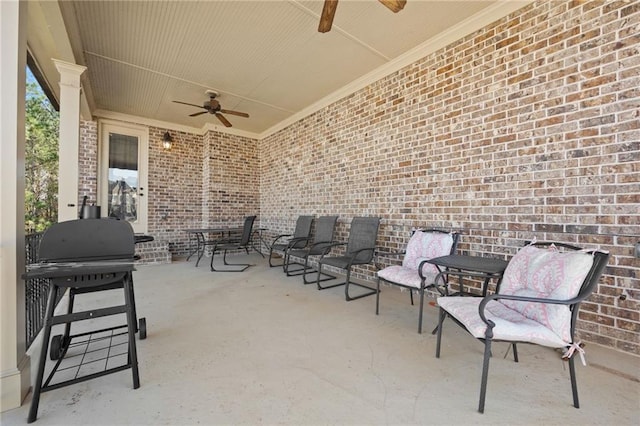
[2,255,639,425]
[2,0,639,422]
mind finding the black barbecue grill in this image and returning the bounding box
[23,218,145,423]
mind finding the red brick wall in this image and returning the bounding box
[78,123,259,257]
[260,1,640,355]
[146,127,205,254]
[77,1,638,355]
[145,127,259,254]
[78,120,98,206]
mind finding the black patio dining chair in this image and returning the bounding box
[316,216,380,301]
[376,229,460,333]
[268,215,314,269]
[435,241,609,413]
[210,215,256,272]
[285,215,339,283]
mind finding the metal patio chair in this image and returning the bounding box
[316,216,380,301]
[268,215,314,269]
[376,229,459,333]
[210,215,256,272]
[435,241,609,413]
[285,215,339,283]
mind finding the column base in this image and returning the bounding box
[1,354,31,412]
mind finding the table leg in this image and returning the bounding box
[249,229,267,258]
[186,232,200,261]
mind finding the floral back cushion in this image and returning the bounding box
[499,244,594,342]
[402,231,454,277]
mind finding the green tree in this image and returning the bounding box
[25,79,59,233]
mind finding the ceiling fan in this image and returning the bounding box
[318,0,406,33]
[173,90,249,127]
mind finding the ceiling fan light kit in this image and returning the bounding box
[173,90,249,128]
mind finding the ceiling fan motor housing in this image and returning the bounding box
[205,99,221,112]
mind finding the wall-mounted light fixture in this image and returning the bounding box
[162,131,173,151]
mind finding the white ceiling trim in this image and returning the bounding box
[94,109,205,136]
[94,109,260,140]
[260,0,533,139]
[202,122,259,139]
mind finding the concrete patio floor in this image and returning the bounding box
[3,253,639,425]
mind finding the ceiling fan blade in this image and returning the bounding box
[215,113,232,127]
[220,109,249,118]
[378,0,406,13]
[173,100,206,109]
[318,0,338,33]
[189,111,208,117]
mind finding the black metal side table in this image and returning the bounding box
[426,254,509,297]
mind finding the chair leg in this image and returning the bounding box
[418,286,425,334]
[512,343,518,363]
[304,257,334,284]
[375,278,381,314]
[316,263,332,290]
[221,249,252,272]
[268,247,283,267]
[286,256,309,279]
[210,248,251,272]
[316,262,344,291]
[569,355,580,408]
[478,337,493,413]
[344,269,377,301]
[302,257,315,283]
[410,290,414,305]
[435,307,446,358]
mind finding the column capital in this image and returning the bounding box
[52,59,86,88]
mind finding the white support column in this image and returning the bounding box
[53,60,86,221]
[0,0,30,412]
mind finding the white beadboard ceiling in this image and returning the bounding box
[37,0,530,137]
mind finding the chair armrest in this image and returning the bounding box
[271,233,293,245]
[316,241,345,259]
[286,236,312,248]
[477,293,582,330]
[346,246,376,265]
[319,241,345,249]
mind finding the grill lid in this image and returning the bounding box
[38,219,135,263]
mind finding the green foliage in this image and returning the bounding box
[25,80,59,233]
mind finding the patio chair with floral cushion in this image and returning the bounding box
[376,229,460,333]
[435,241,609,413]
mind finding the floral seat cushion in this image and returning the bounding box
[438,245,595,348]
[377,231,454,288]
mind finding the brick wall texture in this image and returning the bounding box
[79,1,639,355]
